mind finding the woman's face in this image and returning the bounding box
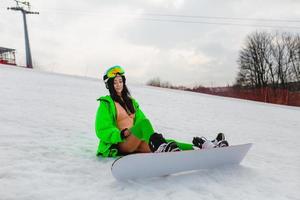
[113,75,123,96]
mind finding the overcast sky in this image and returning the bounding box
[1,0,299,86]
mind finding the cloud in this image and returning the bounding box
[1,0,299,86]
[145,0,185,9]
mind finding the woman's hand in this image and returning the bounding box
[121,128,131,139]
[124,129,131,137]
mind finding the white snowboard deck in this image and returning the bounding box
[111,143,252,181]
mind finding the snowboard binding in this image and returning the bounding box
[193,133,229,149]
[149,133,180,153]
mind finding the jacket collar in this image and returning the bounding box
[97,95,113,103]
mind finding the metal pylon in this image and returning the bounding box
[8,0,39,68]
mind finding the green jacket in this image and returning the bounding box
[95,95,147,157]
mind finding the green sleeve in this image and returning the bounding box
[132,98,147,124]
[95,100,123,144]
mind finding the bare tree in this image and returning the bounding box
[236,32,272,88]
[287,34,300,82]
[236,31,300,89]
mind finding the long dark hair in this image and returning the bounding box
[107,75,135,114]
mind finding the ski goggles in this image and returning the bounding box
[103,66,125,82]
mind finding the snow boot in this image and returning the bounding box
[211,133,229,148]
[211,133,225,145]
[216,140,229,148]
[149,133,180,153]
[192,137,215,149]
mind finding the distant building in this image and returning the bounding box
[0,47,16,66]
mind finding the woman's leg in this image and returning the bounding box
[118,135,151,154]
[118,119,156,154]
[136,141,151,153]
[125,118,195,152]
[118,134,142,153]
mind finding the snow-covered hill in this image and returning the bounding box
[0,65,299,200]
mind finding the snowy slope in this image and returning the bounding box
[0,65,299,200]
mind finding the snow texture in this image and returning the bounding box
[0,65,299,200]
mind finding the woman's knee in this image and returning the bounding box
[136,141,151,153]
[118,135,141,153]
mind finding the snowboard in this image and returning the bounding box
[111,143,252,181]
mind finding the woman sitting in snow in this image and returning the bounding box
[95,65,228,157]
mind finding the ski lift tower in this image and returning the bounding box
[7,0,39,68]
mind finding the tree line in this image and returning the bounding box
[235,31,300,90]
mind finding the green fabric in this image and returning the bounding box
[129,119,194,151]
[95,95,194,157]
[129,118,155,142]
[95,95,147,157]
